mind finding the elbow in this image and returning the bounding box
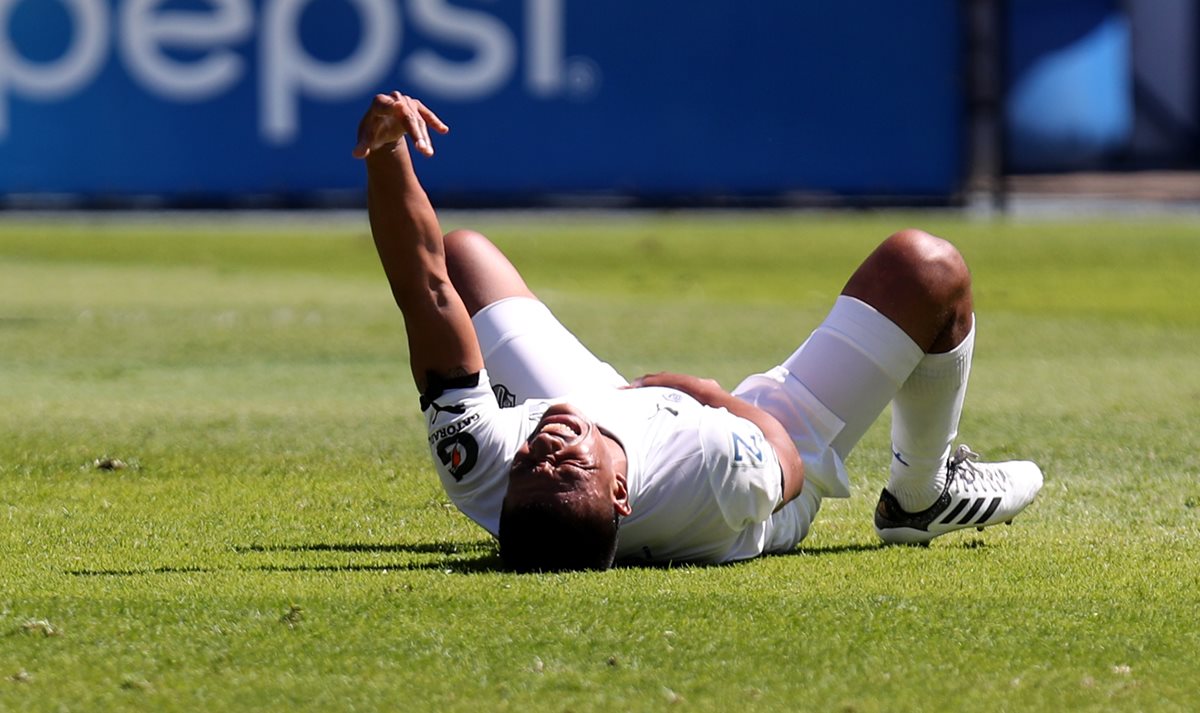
[428,275,458,309]
[388,262,456,310]
[778,448,805,507]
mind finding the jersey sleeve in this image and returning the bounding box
[422,370,527,535]
[696,408,785,531]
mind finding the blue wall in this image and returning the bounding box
[0,1,965,202]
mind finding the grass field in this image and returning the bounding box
[1,211,1198,712]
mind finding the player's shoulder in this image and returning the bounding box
[422,370,488,409]
[424,372,539,489]
[423,370,537,446]
[422,369,538,419]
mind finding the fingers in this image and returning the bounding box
[351,137,373,159]
[407,108,433,157]
[393,91,437,157]
[418,101,450,135]
[628,373,660,388]
[406,98,442,157]
[628,372,720,393]
[351,93,398,159]
[352,91,449,159]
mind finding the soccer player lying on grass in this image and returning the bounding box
[353,91,1044,572]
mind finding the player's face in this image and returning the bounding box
[505,403,616,510]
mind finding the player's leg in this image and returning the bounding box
[841,231,1041,543]
[766,229,973,484]
[735,229,1041,544]
[837,228,975,510]
[443,229,626,402]
[734,230,951,500]
[443,229,537,315]
[841,228,975,354]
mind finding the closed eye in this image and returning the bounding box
[557,461,591,480]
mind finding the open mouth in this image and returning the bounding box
[538,420,580,440]
[533,411,590,444]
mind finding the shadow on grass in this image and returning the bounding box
[65,539,986,578]
[67,541,504,576]
[251,553,503,574]
[66,565,215,577]
[787,539,992,555]
[232,541,491,556]
[609,542,891,571]
[789,542,887,556]
[235,540,505,572]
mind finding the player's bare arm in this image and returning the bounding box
[353,92,483,394]
[630,372,805,506]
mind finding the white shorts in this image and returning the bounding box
[471,297,627,404]
[470,296,826,551]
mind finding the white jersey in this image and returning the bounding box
[423,370,792,564]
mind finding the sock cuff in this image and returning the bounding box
[910,319,975,381]
[822,295,924,386]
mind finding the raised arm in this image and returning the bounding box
[631,372,805,506]
[353,92,483,396]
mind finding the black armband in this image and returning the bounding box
[419,370,481,411]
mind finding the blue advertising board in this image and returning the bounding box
[0,1,964,202]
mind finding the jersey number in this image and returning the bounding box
[732,432,763,465]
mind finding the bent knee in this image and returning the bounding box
[442,228,534,313]
[443,229,502,279]
[883,228,970,292]
[885,228,961,263]
[443,228,491,262]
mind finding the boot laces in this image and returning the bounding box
[948,445,1005,492]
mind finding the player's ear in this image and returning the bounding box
[612,474,631,517]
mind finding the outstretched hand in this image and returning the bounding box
[352,91,449,160]
[627,372,726,402]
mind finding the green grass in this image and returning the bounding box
[1,212,1198,711]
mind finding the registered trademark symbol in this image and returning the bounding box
[564,56,601,101]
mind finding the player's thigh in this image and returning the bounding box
[472,297,627,404]
[444,229,536,315]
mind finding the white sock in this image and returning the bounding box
[785,296,923,462]
[887,323,975,511]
